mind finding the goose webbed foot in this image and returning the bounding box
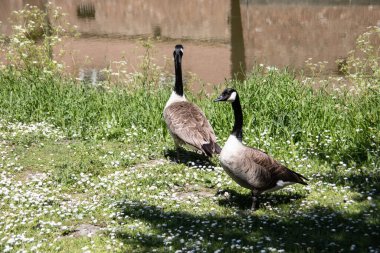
[174,146,183,163]
[174,150,181,163]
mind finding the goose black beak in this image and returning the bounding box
[214,96,224,102]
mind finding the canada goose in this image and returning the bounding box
[163,45,221,159]
[214,88,308,210]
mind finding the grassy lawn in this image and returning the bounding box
[0,64,379,252]
[0,6,378,252]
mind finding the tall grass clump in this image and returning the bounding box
[214,67,379,167]
[0,71,170,140]
[0,66,174,142]
[206,27,379,168]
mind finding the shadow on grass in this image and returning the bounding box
[115,199,379,252]
[164,148,216,167]
[316,168,380,196]
[216,189,306,210]
[311,138,379,169]
[342,173,380,194]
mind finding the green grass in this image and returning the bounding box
[0,67,379,252]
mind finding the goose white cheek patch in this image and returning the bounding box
[227,91,237,102]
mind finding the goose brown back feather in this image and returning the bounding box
[164,101,221,157]
[241,146,308,192]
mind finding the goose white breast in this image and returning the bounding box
[164,91,187,109]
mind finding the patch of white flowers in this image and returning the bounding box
[0,118,379,252]
[0,120,65,141]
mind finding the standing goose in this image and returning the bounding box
[163,45,221,158]
[214,88,308,210]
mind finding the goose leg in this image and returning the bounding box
[176,148,181,162]
[174,143,181,163]
[251,191,260,211]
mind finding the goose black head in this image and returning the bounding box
[214,88,238,102]
[173,44,184,63]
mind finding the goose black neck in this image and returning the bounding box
[174,54,183,96]
[231,94,243,141]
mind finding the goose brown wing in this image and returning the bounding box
[244,147,308,187]
[163,101,219,154]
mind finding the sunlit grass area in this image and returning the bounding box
[0,65,379,252]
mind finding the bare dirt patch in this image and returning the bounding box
[131,159,169,169]
[173,184,216,201]
[62,224,104,238]
[18,169,49,182]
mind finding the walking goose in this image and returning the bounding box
[214,88,308,210]
[163,45,221,158]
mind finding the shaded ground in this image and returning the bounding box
[116,200,379,252]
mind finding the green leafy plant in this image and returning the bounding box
[0,4,77,75]
[339,26,380,92]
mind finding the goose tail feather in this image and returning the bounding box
[214,143,222,154]
[201,143,222,157]
[292,171,309,185]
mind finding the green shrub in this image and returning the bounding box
[0,4,77,75]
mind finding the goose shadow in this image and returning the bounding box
[217,188,306,210]
[164,148,217,168]
[114,199,379,252]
